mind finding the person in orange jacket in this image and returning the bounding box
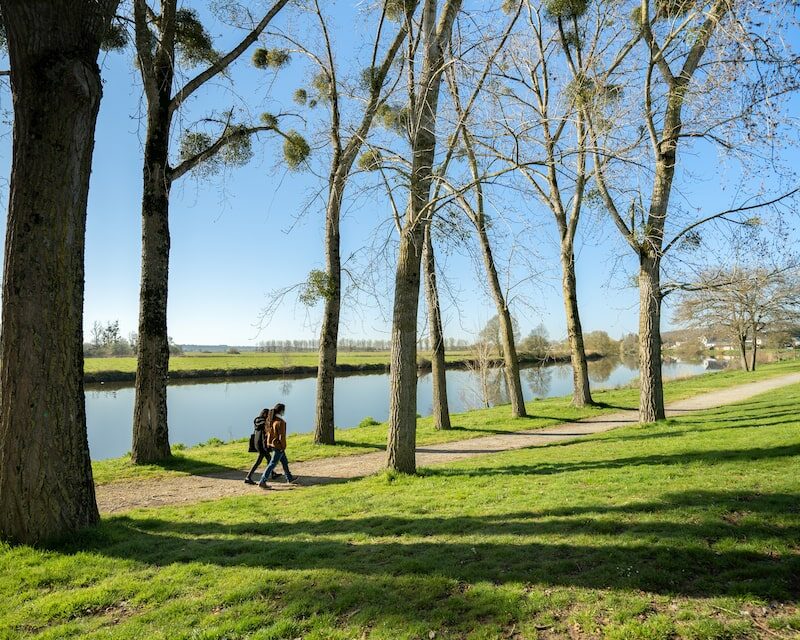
[257,402,297,488]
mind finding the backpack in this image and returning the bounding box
[254,411,268,431]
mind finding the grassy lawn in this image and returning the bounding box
[2,381,798,638]
[91,359,800,485]
[83,351,476,375]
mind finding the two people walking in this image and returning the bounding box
[245,402,297,488]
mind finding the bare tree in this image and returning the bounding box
[463,338,496,409]
[586,0,799,421]
[485,0,639,407]
[0,0,119,544]
[130,0,290,463]
[275,1,411,445]
[444,62,529,417]
[422,222,452,429]
[675,265,800,371]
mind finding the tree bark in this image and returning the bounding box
[314,175,343,444]
[737,333,750,372]
[131,5,176,463]
[638,253,666,422]
[387,224,425,472]
[475,224,527,417]
[422,224,451,430]
[131,156,172,463]
[750,326,758,372]
[0,0,118,544]
[560,248,594,406]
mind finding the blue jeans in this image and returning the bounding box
[259,449,292,484]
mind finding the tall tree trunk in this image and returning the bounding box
[475,224,527,417]
[422,224,451,430]
[638,252,666,422]
[132,60,174,463]
[314,176,343,444]
[560,247,594,406]
[132,164,172,463]
[750,326,758,372]
[386,0,462,473]
[0,0,118,544]
[387,225,425,472]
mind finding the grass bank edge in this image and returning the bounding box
[91,359,800,486]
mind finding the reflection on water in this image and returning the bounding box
[525,365,553,398]
[588,357,617,383]
[85,357,713,461]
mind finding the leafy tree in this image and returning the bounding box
[519,324,550,359]
[583,331,618,356]
[619,333,638,356]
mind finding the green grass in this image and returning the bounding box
[83,350,476,375]
[2,380,799,638]
[91,359,800,485]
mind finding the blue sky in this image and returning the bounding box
[0,2,797,347]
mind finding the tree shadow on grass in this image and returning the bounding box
[555,413,800,447]
[136,455,244,479]
[328,440,385,452]
[426,443,800,479]
[57,486,800,604]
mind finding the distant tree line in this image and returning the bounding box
[84,321,182,358]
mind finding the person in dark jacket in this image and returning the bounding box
[244,406,279,485]
[258,402,296,488]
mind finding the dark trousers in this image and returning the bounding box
[246,446,272,480]
[259,449,292,484]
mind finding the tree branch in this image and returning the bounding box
[662,187,800,256]
[169,0,290,116]
[170,123,276,181]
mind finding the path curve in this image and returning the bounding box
[96,372,800,514]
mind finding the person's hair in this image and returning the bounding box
[267,402,286,424]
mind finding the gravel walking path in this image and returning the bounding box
[96,372,800,514]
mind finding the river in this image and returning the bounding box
[86,357,717,460]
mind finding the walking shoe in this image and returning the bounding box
[257,482,269,489]
[243,477,256,485]
[271,471,281,480]
[286,474,297,484]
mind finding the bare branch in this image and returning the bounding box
[169,0,290,116]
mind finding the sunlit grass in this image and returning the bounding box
[3,381,798,639]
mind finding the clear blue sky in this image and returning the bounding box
[0,3,797,347]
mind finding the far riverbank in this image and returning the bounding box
[83,350,603,383]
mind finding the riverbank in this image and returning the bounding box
[5,373,799,639]
[83,350,600,383]
[90,358,800,485]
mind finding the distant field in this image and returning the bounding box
[83,350,476,375]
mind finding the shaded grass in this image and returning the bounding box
[2,383,799,638]
[91,359,800,485]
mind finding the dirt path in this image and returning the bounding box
[96,372,800,514]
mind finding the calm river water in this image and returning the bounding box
[86,358,715,460]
